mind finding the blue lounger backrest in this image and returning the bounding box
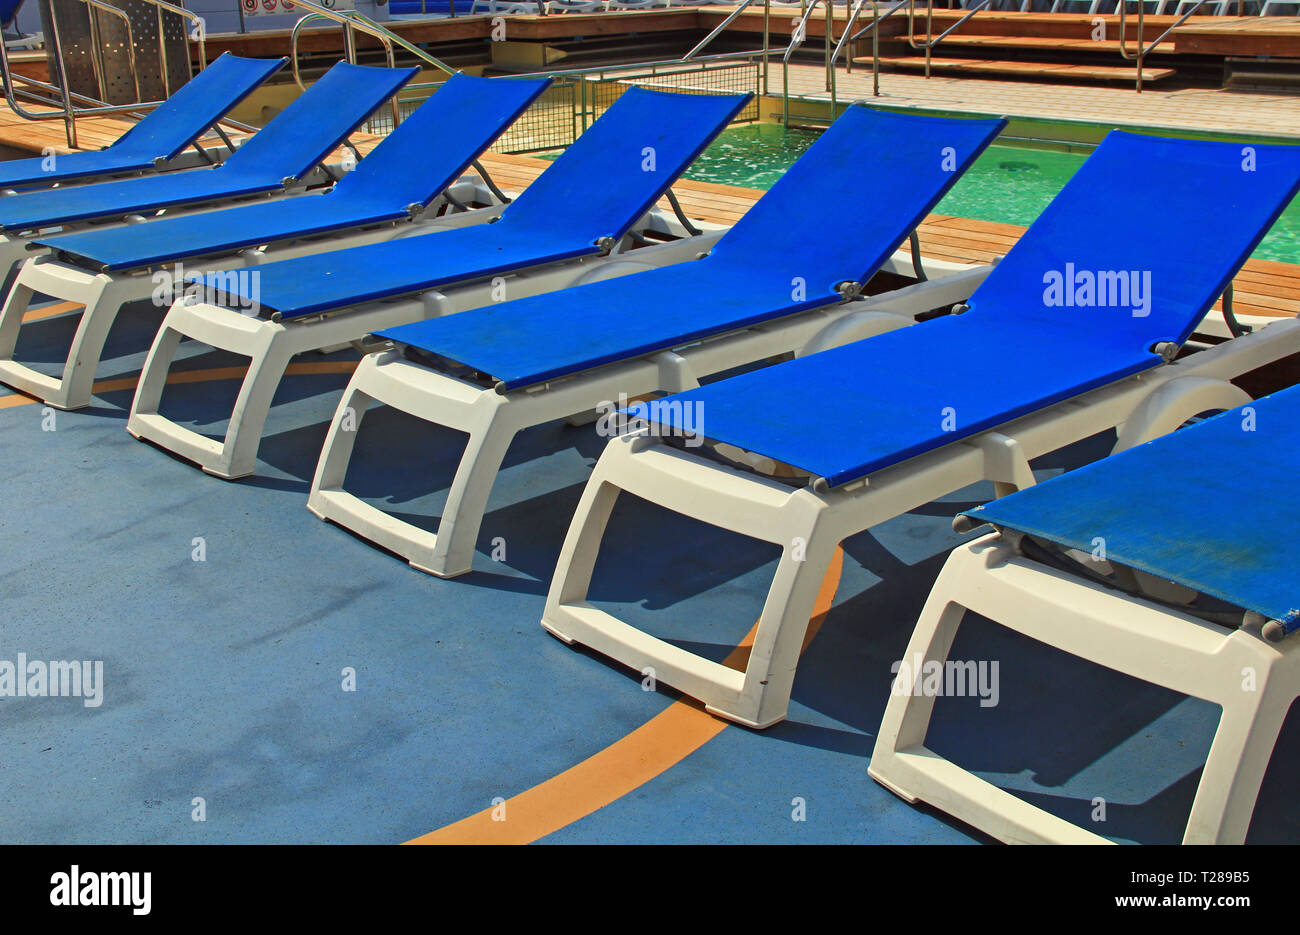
[708,106,1005,295]
[964,384,1300,636]
[334,72,551,210]
[969,131,1300,349]
[494,86,751,242]
[111,53,286,163]
[221,62,418,184]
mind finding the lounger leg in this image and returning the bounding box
[870,555,980,798]
[129,307,294,480]
[727,508,841,727]
[0,235,35,297]
[129,318,184,420]
[308,378,374,498]
[544,448,624,613]
[213,339,296,479]
[1184,649,1299,845]
[0,265,136,409]
[308,354,524,578]
[416,406,519,578]
[0,272,35,361]
[544,436,844,728]
[872,538,1300,845]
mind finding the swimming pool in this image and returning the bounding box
[675,123,1300,265]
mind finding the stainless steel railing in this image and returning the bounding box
[834,0,906,98]
[1117,0,1213,92]
[906,0,993,78]
[289,0,457,130]
[0,0,211,149]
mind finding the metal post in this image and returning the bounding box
[824,0,832,89]
[46,1,79,148]
[925,0,932,78]
[872,0,880,95]
[763,0,770,94]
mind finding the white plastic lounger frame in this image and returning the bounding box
[125,206,714,481]
[869,534,1300,844]
[0,176,499,412]
[540,317,1300,728]
[307,254,985,580]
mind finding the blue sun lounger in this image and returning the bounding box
[125,86,751,479]
[301,106,1005,578]
[189,86,752,320]
[33,74,551,272]
[0,61,415,235]
[871,385,1300,844]
[0,73,551,411]
[541,130,1300,729]
[0,53,284,192]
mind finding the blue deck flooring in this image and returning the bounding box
[1,298,1297,844]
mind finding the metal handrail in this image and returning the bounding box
[907,0,992,78]
[0,66,257,153]
[1,0,211,148]
[782,0,833,126]
[1118,0,1211,92]
[289,0,455,89]
[289,0,457,130]
[834,0,907,101]
[683,0,762,58]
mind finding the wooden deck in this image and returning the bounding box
[1175,15,1300,56]
[0,105,1295,322]
[783,63,1300,141]
[0,103,131,155]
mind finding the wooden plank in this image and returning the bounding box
[873,55,1175,82]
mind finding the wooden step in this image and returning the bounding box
[865,55,1176,83]
[907,35,1179,55]
[904,11,1226,40]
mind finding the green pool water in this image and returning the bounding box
[668,123,1300,265]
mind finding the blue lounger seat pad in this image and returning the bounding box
[33,73,553,271]
[378,107,1007,388]
[633,131,1300,487]
[641,312,1161,486]
[964,385,1300,635]
[0,168,282,231]
[202,221,603,318]
[38,192,410,271]
[0,62,415,232]
[193,86,751,318]
[0,53,283,190]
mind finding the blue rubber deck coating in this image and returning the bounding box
[638,131,1300,487]
[378,107,1005,390]
[0,62,415,231]
[0,54,283,190]
[35,74,552,271]
[204,86,750,319]
[966,385,1300,635]
[2,298,1297,844]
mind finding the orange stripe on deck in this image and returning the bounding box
[407,548,845,845]
[21,301,83,323]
